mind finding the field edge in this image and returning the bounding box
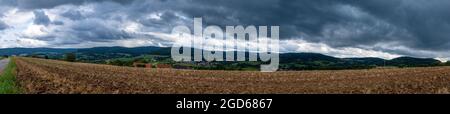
[0,58,21,94]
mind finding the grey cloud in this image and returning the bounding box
[61,10,84,20]
[0,0,16,7]
[52,21,64,25]
[45,19,133,44]
[0,21,9,30]
[70,20,132,42]
[33,10,51,26]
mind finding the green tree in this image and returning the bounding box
[64,53,76,62]
[444,61,450,66]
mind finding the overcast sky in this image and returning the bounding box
[1,0,450,60]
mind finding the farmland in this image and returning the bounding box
[13,57,450,94]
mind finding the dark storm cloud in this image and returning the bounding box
[345,0,450,51]
[33,10,51,26]
[3,0,450,58]
[140,0,450,57]
[173,0,344,38]
[9,0,135,9]
[133,0,403,47]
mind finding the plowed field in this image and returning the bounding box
[14,57,450,94]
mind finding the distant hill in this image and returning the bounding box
[75,46,171,63]
[0,48,76,56]
[280,53,341,63]
[343,57,386,66]
[387,57,441,67]
[0,46,444,69]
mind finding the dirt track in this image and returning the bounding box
[0,58,9,73]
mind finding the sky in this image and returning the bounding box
[0,0,450,60]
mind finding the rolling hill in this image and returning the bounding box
[0,46,445,70]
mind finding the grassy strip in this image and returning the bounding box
[0,58,21,94]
